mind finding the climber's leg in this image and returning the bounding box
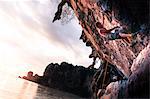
[107,32,137,40]
[119,33,132,38]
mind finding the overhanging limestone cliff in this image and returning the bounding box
[53,0,149,77]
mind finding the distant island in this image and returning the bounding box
[19,62,97,98]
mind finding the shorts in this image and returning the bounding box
[107,32,121,40]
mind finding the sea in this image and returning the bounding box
[0,71,85,99]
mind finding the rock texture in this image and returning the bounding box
[103,43,150,99]
[54,0,149,76]
[124,43,150,98]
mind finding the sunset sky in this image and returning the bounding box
[0,0,92,76]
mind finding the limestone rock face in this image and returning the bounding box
[103,43,150,98]
[54,0,149,76]
[131,44,150,73]
[125,43,150,98]
[53,0,149,98]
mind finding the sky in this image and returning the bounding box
[0,0,92,76]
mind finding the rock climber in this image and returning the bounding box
[96,22,135,40]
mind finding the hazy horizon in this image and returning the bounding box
[0,0,93,76]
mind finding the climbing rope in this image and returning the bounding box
[102,60,109,89]
[95,53,110,98]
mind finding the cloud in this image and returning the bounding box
[0,0,92,75]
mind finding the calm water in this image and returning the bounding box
[0,72,85,99]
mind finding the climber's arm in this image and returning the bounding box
[119,33,132,38]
